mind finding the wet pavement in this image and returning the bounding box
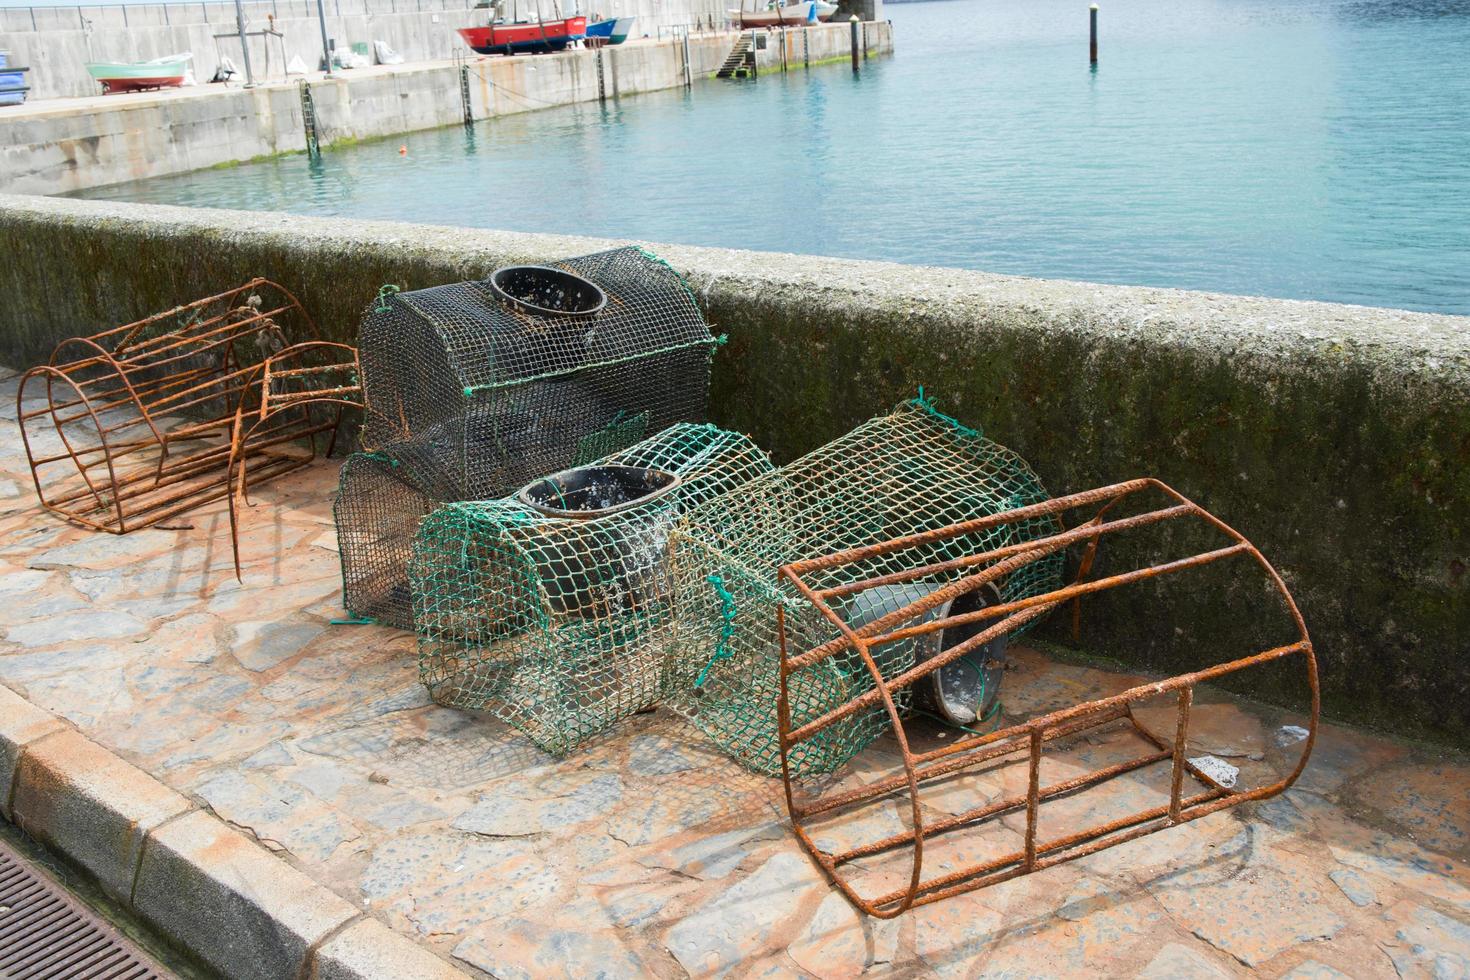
[1,371,1467,978]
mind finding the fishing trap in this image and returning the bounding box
[665,397,1064,780]
[777,479,1318,916]
[17,279,361,575]
[335,246,721,628]
[411,422,774,756]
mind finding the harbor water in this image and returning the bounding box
[72,0,1470,315]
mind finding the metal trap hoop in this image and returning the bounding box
[17,280,361,576]
[775,478,1319,917]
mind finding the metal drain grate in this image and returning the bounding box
[0,838,169,979]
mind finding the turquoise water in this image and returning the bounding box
[74,0,1470,314]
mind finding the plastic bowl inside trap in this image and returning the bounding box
[518,464,681,519]
[489,265,608,317]
[845,582,1006,727]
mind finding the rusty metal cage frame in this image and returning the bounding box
[775,478,1319,917]
[16,279,362,576]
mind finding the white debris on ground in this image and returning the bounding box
[1189,755,1240,788]
[1277,725,1311,746]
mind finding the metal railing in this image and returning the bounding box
[0,0,476,33]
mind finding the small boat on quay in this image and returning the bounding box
[729,0,836,28]
[584,16,637,45]
[0,51,29,107]
[458,16,588,55]
[86,53,191,94]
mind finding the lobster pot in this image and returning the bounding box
[17,278,358,550]
[334,435,465,628]
[666,399,1065,778]
[412,424,774,756]
[336,246,720,627]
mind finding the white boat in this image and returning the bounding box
[85,53,192,94]
[730,1,827,28]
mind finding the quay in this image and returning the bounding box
[0,22,893,196]
[0,195,1467,976]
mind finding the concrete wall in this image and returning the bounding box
[0,193,1465,747]
[0,22,892,195]
[0,0,732,101]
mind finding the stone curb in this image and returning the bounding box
[0,682,471,980]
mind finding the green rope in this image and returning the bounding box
[331,614,374,625]
[914,699,1003,737]
[694,573,737,689]
[634,245,703,310]
[374,284,401,313]
[914,655,1003,735]
[542,477,571,512]
[912,386,983,440]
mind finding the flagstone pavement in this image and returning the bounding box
[0,371,1467,978]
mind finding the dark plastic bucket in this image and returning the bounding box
[516,465,683,618]
[844,582,1007,727]
[518,464,680,519]
[489,265,608,318]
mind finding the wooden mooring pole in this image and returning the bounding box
[850,15,859,73]
[1090,3,1098,64]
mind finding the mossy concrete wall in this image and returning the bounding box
[1,194,1466,746]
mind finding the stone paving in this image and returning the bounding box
[1,371,1468,978]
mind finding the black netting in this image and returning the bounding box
[334,246,718,629]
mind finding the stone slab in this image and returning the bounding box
[0,682,66,819]
[310,917,468,980]
[134,809,360,980]
[11,727,192,902]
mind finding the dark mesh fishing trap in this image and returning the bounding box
[666,398,1064,778]
[412,423,774,756]
[334,246,720,628]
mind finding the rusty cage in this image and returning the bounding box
[17,279,361,574]
[775,478,1319,916]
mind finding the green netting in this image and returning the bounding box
[571,410,652,468]
[665,398,1063,778]
[336,246,719,629]
[411,423,775,755]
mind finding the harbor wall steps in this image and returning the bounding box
[0,192,1465,749]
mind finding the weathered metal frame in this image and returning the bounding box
[775,478,1318,917]
[16,280,362,577]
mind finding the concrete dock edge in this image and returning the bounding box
[0,681,470,980]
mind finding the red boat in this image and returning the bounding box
[458,17,587,55]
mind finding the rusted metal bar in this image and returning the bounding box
[1169,688,1193,821]
[1024,728,1041,870]
[827,747,1172,864]
[776,478,1318,918]
[866,543,1250,649]
[785,478,1154,576]
[793,706,1130,819]
[815,503,1192,602]
[18,282,362,579]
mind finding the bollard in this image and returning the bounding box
[850,14,859,73]
[1090,3,1098,64]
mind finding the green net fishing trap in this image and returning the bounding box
[411,422,774,756]
[665,397,1063,778]
[334,246,720,629]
